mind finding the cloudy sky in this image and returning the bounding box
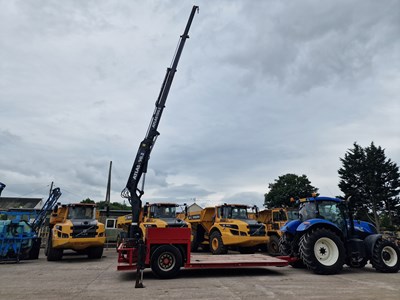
[1,0,399,209]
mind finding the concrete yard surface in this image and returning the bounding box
[0,249,399,300]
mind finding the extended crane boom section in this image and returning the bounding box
[121,6,199,237]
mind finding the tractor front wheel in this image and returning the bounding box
[371,239,400,273]
[299,227,345,275]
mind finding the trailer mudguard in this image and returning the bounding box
[280,220,301,235]
[363,234,382,257]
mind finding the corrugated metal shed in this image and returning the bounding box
[0,197,43,210]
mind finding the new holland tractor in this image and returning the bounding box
[279,196,400,275]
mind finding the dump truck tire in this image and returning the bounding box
[151,245,182,279]
[87,246,104,259]
[371,239,400,273]
[299,227,345,275]
[210,231,228,255]
[267,235,281,255]
[46,237,63,261]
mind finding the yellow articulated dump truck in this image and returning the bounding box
[184,204,268,254]
[254,208,288,255]
[46,203,106,261]
[116,202,189,247]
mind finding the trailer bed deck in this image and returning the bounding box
[186,253,288,269]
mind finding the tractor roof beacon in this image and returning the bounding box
[280,196,400,275]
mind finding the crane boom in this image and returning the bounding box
[121,6,199,238]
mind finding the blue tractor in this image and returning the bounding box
[279,196,400,274]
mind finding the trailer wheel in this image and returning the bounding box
[268,235,281,255]
[151,245,182,279]
[299,227,345,275]
[371,239,400,273]
[46,236,63,261]
[210,231,228,255]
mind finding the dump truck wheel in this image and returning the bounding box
[87,246,104,259]
[268,235,281,255]
[151,245,182,279]
[299,227,345,275]
[371,239,400,273]
[46,236,63,261]
[191,230,199,252]
[210,231,228,255]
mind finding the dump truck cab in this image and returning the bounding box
[142,202,188,229]
[46,203,106,261]
[186,204,268,254]
[255,207,288,255]
[116,202,189,247]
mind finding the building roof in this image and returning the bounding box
[0,197,43,210]
[187,203,203,212]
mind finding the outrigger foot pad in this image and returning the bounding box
[135,269,144,288]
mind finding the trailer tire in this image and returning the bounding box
[210,231,228,255]
[46,236,63,261]
[267,235,281,255]
[151,245,182,279]
[87,246,104,259]
[371,239,400,273]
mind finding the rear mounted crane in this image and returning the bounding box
[117,7,290,288]
[120,5,199,288]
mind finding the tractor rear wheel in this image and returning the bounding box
[371,239,400,273]
[210,231,228,255]
[151,245,182,279]
[300,227,345,275]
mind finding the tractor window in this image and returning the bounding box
[287,210,299,221]
[68,206,94,220]
[299,202,317,221]
[318,201,345,229]
[153,206,176,218]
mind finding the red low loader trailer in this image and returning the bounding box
[117,227,290,287]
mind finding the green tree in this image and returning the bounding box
[96,200,131,211]
[264,173,319,208]
[81,198,95,204]
[80,199,131,211]
[338,142,400,231]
